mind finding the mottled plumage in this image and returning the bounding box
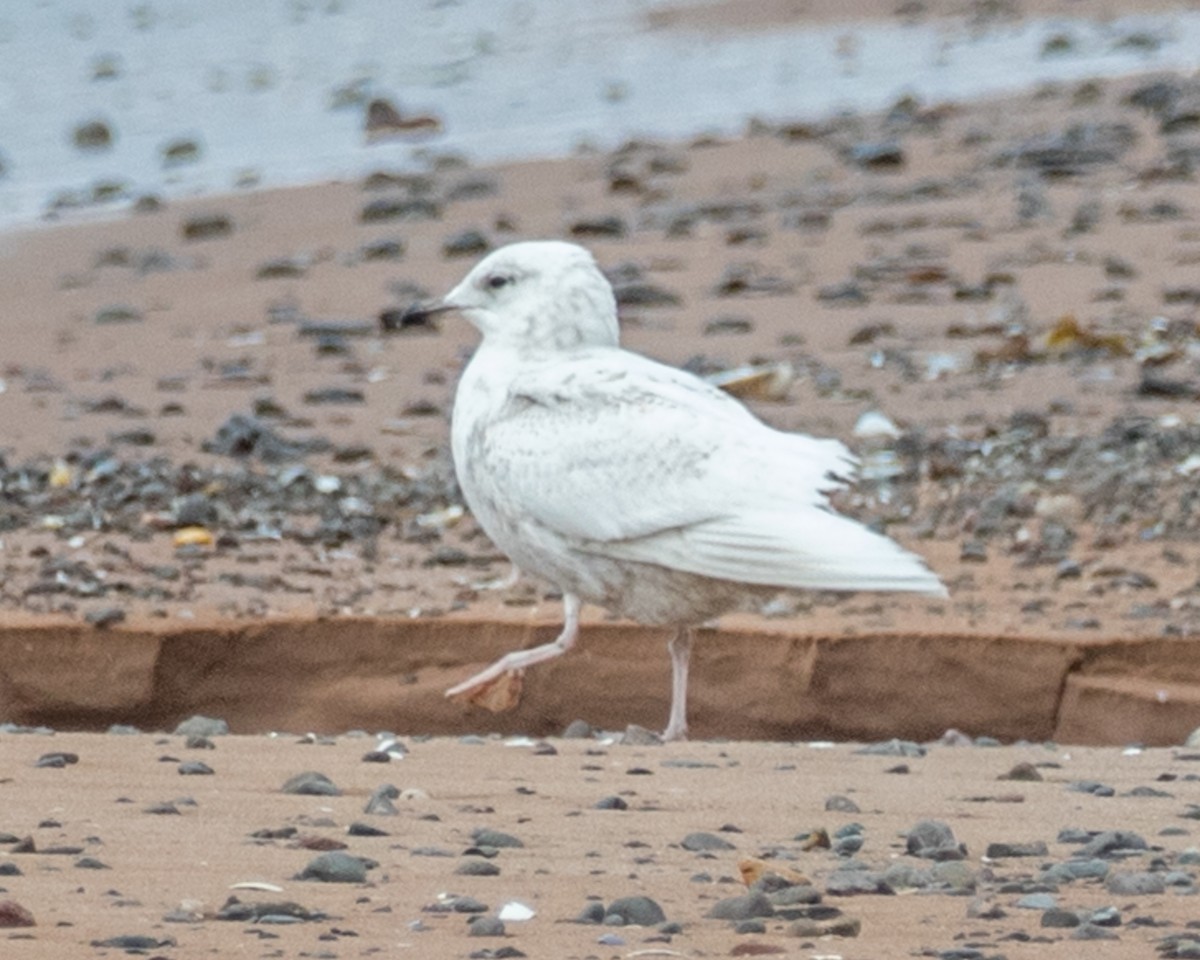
[439,241,946,740]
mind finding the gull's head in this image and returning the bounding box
[440,241,619,351]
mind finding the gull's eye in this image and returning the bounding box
[485,273,511,290]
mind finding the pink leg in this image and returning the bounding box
[662,627,692,742]
[445,593,581,699]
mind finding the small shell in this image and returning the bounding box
[852,410,900,440]
[230,881,284,892]
[497,901,535,922]
[707,362,795,401]
[173,526,214,547]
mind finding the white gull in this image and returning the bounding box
[427,240,946,740]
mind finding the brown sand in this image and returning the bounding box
[3,8,1200,956]
[4,65,1200,744]
[1,730,1198,957]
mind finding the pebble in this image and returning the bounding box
[35,751,79,768]
[364,783,399,815]
[295,851,369,883]
[605,895,666,926]
[857,739,926,758]
[825,794,861,813]
[468,916,506,937]
[281,771,341,796]
[471,828,523,848]
[0,900,35,927]
[681,831,736,852]
[1079,830,1148,858]
[1106,871,1165,895]
[985,841,1048,858]
[906,820,965,860]
[174,715,229,737]
[706,892,774,921]
[178,761,214,775]
[825,870,895,895]
[456,858,501,877]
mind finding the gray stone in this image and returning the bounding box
[177,761,214,776]
[1041,908,1081,927]
[856,739,925,757]
[467,916,506,937]
[1080,830,1147,858]
[605,896,666,926]
[455,858,500,877]
[906,819,964,860]
[1072,922,1119,940]
[705,892,774,921]
[824,794,861,813]
[986,841,1048,858]
[681,831,735,852]
[281,771,340,796]
[295,851,367,883]
[825,870,894,895]
[471,828,524,849]
[364,783,399,816]
[1105,871,1165,895]
[172,715,229,737]
[1016,893,1057,910]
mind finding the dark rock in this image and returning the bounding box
[174,715,229,737]
[986,841,1048,858]
[303,387,365,405]
[594,795,627,810]
[295,851,368,883]
[849,141,905,169]
[1041,908,1081,928]
[347,822,389,837]
[1106,871,1165,895]
[606,895,666,926]
[75,856,110,870]
[360,197,441,223]
[906,820,964,860]
[569,215,627,238]
[681,831,735,852]
[35,751,79,768]
[380,304,441,333]
[1079,830,1147,858]
[178,761,214,775]
[468,916,506,936]
[1000,762,1043,781]
[181,213,233,241]
[364,783,399,816]
[471,828,523,849]
[281,771,341,796]
[0,900,35,927]
[81,605,124,630]
[90,935,171,949]
[612,281,682,308]
[456,858,501,876]
[707,892,774,921]
[94,304,143,324]
[825,870,895,895]
[443,230,490,257]
[1067,780,1115,797]
[73,119,114,150]
[825,794,861,813]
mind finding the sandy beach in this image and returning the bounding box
[2,1,1200,954]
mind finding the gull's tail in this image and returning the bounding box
[596,508,947,597]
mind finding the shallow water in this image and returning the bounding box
[1,0,1198,231]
